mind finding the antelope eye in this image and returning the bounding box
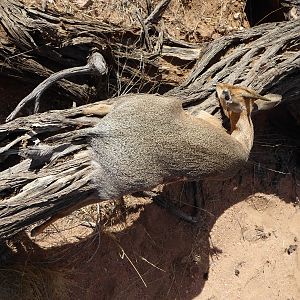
[223,90,231,101]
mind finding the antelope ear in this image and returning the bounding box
[216,84,230,118]
[253,93,282,111]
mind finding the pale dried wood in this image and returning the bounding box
[0,101,111,239]
[144,0,171,25]
[0,0,195,108]
[162,46,202,61]
[167,20,300,115]
[6,52,108,122]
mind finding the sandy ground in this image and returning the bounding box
[27,174,300,300]
[200,194,300,299]
[1,1,299,299]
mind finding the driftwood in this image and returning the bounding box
[0,99,120,239]
[0,0,299,240]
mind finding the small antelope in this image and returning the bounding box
[31,83,281,235]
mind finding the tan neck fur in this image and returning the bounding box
[229,110,254,155]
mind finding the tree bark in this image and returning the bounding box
[168,20,300,115]
[0,0,299,239]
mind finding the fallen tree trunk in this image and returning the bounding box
[0,4,299,239]
[168,20,300,115]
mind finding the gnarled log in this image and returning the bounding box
[168,20,300,116]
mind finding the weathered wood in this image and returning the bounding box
[162,46,202,61]
[0,2,299,239]
[144,0,171,25]
[6,52,108,121]
[0,0,197,107]
[167,20,300,116]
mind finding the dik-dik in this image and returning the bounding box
[31,83,281,235]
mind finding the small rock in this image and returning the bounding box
[198,24,214,38]
[217,27,226,34]
[286,244,297,255]
[212,32,221,40]
[233,12,240,20]
[41,0,54,11]
[288,7,300,20]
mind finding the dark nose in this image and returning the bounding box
[223,90,231,101]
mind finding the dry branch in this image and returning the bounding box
[6,52,108,122]
[0,100,117,239]
[0,0,197,107]
[144,0,171,25]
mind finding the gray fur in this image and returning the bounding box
[89,94,248,200]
